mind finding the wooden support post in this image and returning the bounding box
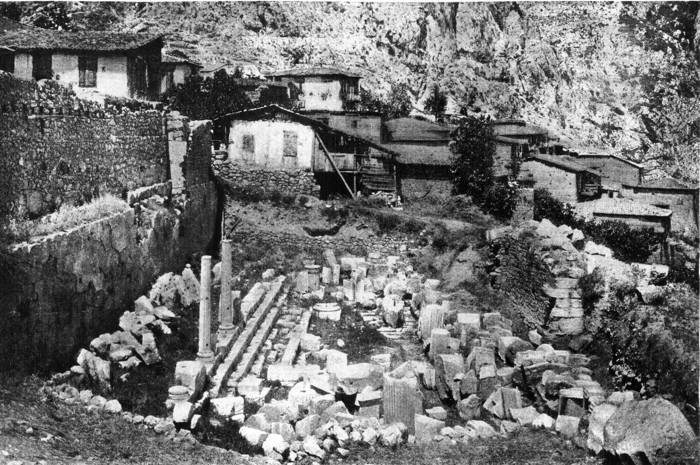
[315,132,355,198]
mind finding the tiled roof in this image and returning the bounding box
[264,66,362,78]
[162,49,200,67]
[575,153,644,169]
[0,26,162,52]
[494,124,549,137]
[574,198,672,218]
[0,16,30,33]
[528,154,602,175]
[384,117,454,142]
[384,142,453,166]
[627,177,699,190]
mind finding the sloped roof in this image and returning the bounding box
[264,66,362,78]
[0,16,29,33]
[0,26,162,52]
[215,104,399,159]
[527,154,602,175]
[384,142,453,166]
[494,124,549,137]
[626,177,699,191]
[574,198,672,218]
[384,117,454,142]
[575,153,644,169]
[162,48,200,67]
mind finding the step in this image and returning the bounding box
[209,276,286,397]
[226,304,283,388]
[280,308,313,365]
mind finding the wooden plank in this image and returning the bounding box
[315,132,355,198]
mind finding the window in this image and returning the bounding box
[350,120,358,128]
[0,52,14,73]
[241,134,255,153]
[283,130,298,157]
[78,56,98,87]
[32,52,52,80]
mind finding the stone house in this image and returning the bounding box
[382,117,455,199]
[574,198,672,235]
[518,154,602,204]
[214,104,399,197]
[621,178,699,236]
[492,119,550,179]
[265,66,362,112]
[0,18,162,100]
[160,48,201,94]
[567,151,644,190]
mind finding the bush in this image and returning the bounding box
[601,283,698,425]
[534,188,663,263]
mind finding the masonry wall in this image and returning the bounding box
[213,157,321,196]
[521,160,579,204]
[576,156,642,188]
[0,72,168,219]
[0,115,218,372]
[398,164,452,200]
[620,186,698,236]
[227,119,316,169]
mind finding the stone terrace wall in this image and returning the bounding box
[228,223,407,258]
[213,158,320,196]
[0,72,168,219]
[0,116,218,372]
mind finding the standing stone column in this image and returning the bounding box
[197,255,214,362]
[383,374,423,434]
[218,240,235,334]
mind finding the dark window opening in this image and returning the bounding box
[78,56,97,87]
[350,120,358,128]
[653,203,670,209]
[32,52,52,80]
[242,134,255,153]
[283,130,298,157]
[0,52,14,73]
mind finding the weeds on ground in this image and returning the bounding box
[10,194,129,242]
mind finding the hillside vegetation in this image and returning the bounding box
[2,1,699,183]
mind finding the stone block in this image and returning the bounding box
[240,426,268,447]
[173,401,194,424]
[425,406,448,421]
[300,333,321,352]
[174,361,206,399]
[510,406,539,426]
[555,415,580,439]
[458,394,481,420]
[414,414,444,444]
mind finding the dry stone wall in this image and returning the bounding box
[0,73,168,219]
[1,113,218,372]
[213,158,320,196]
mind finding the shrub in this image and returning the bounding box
[601,283,698,425]
[534,188,663,263]
[480,180,520,221]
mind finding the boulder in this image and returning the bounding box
[77,349,111,391]
[174,361,206,399]
[245,413,270,432]
[555,415,581,439]
[603,398,695,464]
[465,420,497,438]
[295,414,321,439]
[425,406,448,421]
[458,394,481,420]
[588,403,618,454]
[302,436,325,459]
[270,422,295,443]
[103,399,122,414]
[379,423,404,447]
[414,414,444,444]
[262,433,289,461]
[533,413,555,429]
[240,426,268,448]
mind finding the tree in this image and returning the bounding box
[450,115,519,221]
[161,70,251,121]
[424,84,447,121]
[359,82,413,119]
[451,115,495,204]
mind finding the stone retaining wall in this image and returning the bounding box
[0,73,168,220]
[1,116,219,372]
[213,158,320,196]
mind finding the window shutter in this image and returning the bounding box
[283,130,298,157]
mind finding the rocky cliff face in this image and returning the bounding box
[9,1,698,181]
